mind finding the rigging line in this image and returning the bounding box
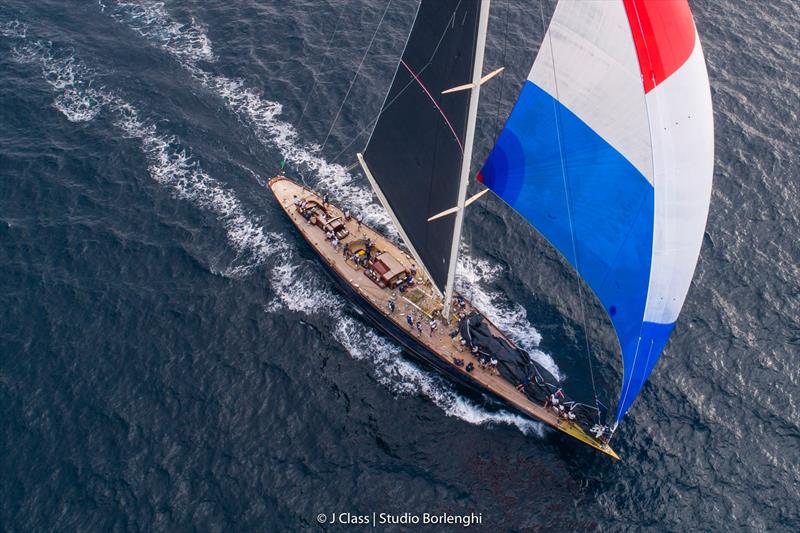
[362,0,464,151]
[328,59,440,166]
[539,1,601,421]
[409,0,465,81]
[318,0,394,156]
[492,0,511,138]
[328,1,471,166]
[326,67,439,165]
[294,4,347,134]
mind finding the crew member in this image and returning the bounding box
[549,393,560,412]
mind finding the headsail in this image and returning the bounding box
[361,0,483,295]
[478,0,714,424]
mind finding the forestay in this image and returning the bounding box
[477,0,714,425]
[362,0,481,295]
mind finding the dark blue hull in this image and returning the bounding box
[269,177,620,458]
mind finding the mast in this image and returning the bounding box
[442,0,491,322]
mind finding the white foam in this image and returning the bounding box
[334,314,544,437]
[0,20,27,38]
[103,1,214,64]
[101,0,395,234]
[112,100,285,276]
[457,249,562,380]
[267,259,340,314]
[13,41,109,123]
[13,38,280,277]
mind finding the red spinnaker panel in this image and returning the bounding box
[624,0,696,93]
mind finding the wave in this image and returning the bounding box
[112,101,286,276]
[101,0,394,233]
[10,37,281,277]
[334,314,544,437]
[266,260,341,315]
[100,0,548,436]
[0,19,27,39]
[99,0,214,64]
[12,41,110,122]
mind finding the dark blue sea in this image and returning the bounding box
[1,1,798,531]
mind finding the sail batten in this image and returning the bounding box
[479,0,714,425]
[362,0,482,295]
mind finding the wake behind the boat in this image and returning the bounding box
[98,0,559,369]
[99,0,564,435]
[268,257,544,437]
[5,29,281,278]
[100,0,392,231]
[5,7,556,437]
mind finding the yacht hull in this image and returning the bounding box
[269,175,620,460]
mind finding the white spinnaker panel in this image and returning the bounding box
[530,0,653,182]
[643,34,714,325]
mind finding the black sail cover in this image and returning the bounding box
[363,0,480,293]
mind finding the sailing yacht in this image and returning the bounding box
[269,0,714,459]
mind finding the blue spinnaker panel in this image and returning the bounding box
[480,0,714,427]
[479,81,665,423]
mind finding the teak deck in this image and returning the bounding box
[269,175,619,460]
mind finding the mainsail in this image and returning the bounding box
[360,0,487,296]
[478,0,714,425]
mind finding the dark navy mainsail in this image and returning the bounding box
[362,0,480,294]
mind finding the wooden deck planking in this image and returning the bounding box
[269,176,619,459]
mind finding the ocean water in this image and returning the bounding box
[0,1,797,531]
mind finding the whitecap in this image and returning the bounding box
[102,0,215,64]
[0,20,28,39]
